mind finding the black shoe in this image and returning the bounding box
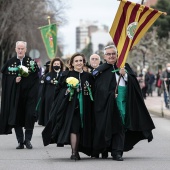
[112,154,123,161]
[70,152,80,161]
[91,154,99,158]
[76,153,81,160]
[102,151,108,159]
[24,141,33,149]
[16,143,24,149]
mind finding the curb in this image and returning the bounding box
[148,108,170,120]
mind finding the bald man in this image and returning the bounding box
[89,54,101,70]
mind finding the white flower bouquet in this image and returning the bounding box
[18,65,29,77]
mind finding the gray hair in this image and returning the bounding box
[104,45,117,55]
[16,41,27,48]
[89,54,101,61]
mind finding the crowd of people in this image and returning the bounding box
[1,41,168,162]
[137,64,170,109]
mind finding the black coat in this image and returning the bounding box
[38,71,61,126]
[92,63,155,154]
[0,56,39,134]
[42,70,94,156]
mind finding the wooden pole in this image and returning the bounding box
[47,16,51,25]
[141,0,144,4]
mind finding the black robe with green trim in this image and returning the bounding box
[42,70,94,156]
[0,56,39,134]
[92,63,155,154]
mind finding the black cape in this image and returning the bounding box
[38,71,62,126]
[42,70,94,156]
[92,63,155,154]
[0,56,39,134]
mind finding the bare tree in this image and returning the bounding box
[0,0,68,67]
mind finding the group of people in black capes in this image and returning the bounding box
[0,41,155,161]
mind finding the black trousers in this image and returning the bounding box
[111,130,125,156]
[14,126,33,143]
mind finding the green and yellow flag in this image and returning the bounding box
[39,24,57,59]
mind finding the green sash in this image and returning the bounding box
[77,91,83,127]
[116,86,127,125]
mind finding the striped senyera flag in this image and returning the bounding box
[109,0,163,68]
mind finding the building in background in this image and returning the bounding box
[76,20,112,53]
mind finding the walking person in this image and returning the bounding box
[147,70,155,97]
[38,57,64,126]
[0,41,39,149]
[42,53,94,160]
[155,69,162,97]
[161,63,170,108]
[92,45,155,161]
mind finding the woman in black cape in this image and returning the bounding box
[42,53,94,160]
[38,57,64,126]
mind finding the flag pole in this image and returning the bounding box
[47,16,51,25]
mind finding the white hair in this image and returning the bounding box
[90,54,101,61]
[104,45,117,55]
[16,41,27,48]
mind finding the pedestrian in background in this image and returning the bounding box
[0,41,39,149]
[37,60,51,101]
[155,69,162,97]
[161,63,170,108]
[147,70,155,97]
[89,54,101,71]
[86,54,101,73]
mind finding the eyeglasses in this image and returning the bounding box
[105,53,116,56]
[91,58,99,61]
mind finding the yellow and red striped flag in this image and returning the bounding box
[109,0,163,68]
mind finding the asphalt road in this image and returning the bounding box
[0,114,170,170]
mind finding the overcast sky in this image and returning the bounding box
[59,0,140,55]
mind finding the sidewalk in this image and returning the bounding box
[144,91,170,119]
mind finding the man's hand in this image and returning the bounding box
[119,68,126,76]
[16,77,21,83]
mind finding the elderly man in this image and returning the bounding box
[0,41,39,149]
[89,54,101,71]
[92,45,155,161]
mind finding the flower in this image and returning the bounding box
[66,77,79,87]
[18,65,29,77]
[66,77,79,101]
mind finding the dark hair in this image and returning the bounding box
[69,53,86,70]
[49,57,64,72]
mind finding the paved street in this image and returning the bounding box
[0,91,170,170]
[0,116,170,169]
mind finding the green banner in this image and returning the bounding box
[39,24,57,59]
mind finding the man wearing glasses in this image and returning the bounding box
[92,45,155,161]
